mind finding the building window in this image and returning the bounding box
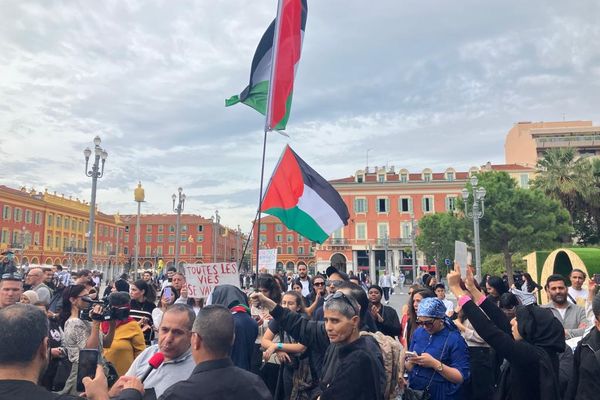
[422,196,434,213]
[46,235,52,248]
[356,223,367,240]
[35,211,42,225]
[298,235,304,242]
[276,235,282,243]
[400,173,408,183]
[156,246,163,256]
[168,235,175,243]
[276,224,283,232]
[356,174,364,183]
[14,208,22,222]
[331,228,343,239]
[146,225,152,233]
[378,174,385,183]
[287,234,293,242]
[55,236,60,248]
[169,225,175,233]
[377,223,389,239]
[145,246,152,256]
[399,197,413,213]
[168,246,174,255]
[47,214,53,226]
[123,247,129,255]
[56,215,61,228]
[259,234,267,243]
[71,220,77,230]
[25,210,32,224]
[180,246,186,255]
[520,174,529,188]
[354,198,367,213]
[33,232,40,246]
[2,206,11,220]
[0,230,8,243]
[298,246,304,255]
[446,196,457,212]
[197,225,203,232]
[277,247,282,255]
[181,225,188,232]
[287,246,294,254]
[196,246,203,256]
[180,234,187,242]
[260,225,267,232]
[64,217,69,229]
[401,222,412,239]
[446,172,455,181]
[78,221,83,232]
[376,198,389,213]
[157,235,163,243]
[145,235,152,243]
[125,235,129,242]
[196,235,204,242]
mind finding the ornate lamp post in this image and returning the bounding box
[84,136,108,269]
[134,182,145,280]
[172,187,186,271]
[462,175,486,280]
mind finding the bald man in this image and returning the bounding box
[25,268,52,305]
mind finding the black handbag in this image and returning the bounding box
[52,357,72,391]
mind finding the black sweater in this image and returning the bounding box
[566,327,600,400]
[462,298,560,400]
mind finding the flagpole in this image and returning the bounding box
[255,0,284,283]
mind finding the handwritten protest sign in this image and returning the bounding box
[258,249,277,273]
[184,263,240,298]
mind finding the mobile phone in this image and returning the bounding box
[405,351,418,358]
[594,274,600,285]
[163,287,173,299]
[76,349,98,392]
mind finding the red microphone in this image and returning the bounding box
[141,352,165,383]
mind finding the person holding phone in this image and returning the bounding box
[152,286,179,331]
[405,297,470,400]
[57,284,116,395]
[129,280,156,345]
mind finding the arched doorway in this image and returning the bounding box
[143,261,153,271]
[30,257,39,264]
[21,256,29,266]
[286,261,295,272]
[330,253,347,273]
[276,261,284,273]
[53,258,61,265]
[45,258,53,265]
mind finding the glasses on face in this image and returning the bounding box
[326,279,344,287]
[313,281,324,286]
[325,291,358,316]
[416,319,437,328]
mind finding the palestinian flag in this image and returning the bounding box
[225,0,308,131]
[261,145,349,243]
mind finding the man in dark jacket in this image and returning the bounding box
[159,305,271,400]
[566,293,600,400]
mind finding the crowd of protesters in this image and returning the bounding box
[1,249,600,400]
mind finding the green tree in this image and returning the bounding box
[470,171,572,285]
[533,148,600,244]
[481,252,527,277]
[415,212,468,278]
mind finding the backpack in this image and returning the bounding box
[360,331,403,400]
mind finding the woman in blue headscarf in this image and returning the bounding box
[405,297,470,400]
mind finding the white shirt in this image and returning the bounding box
[568,287,588,306]
[379,274,392,288]
[299,278,310,297]
[441,299,455,315]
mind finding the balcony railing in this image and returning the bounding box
[329,238,348,246]
[63,246,87,254]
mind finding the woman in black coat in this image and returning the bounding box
[447,264,565,400]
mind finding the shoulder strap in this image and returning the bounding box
[425,332,450,390]
[567,293,577,304]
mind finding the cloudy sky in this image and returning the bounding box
[1,0,600,232]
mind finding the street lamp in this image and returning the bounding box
[462,175,486,281]
[84,135,108,269]
[213,210,220,262]
[172,187,186,272]
[410,212,418,283]
[134,182,145,280]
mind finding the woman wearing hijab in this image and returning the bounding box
[209,284,258,371]
[447,263,565,400]
[405,297,470,400]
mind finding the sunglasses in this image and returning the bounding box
[326,279,344,287]
[325,291,358,316]
[313,282,324,286]
[416,319,437,328]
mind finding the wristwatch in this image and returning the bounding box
[436,361,444,372]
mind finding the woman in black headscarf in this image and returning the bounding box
[208,285,258,371]
[447,264,565,400]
